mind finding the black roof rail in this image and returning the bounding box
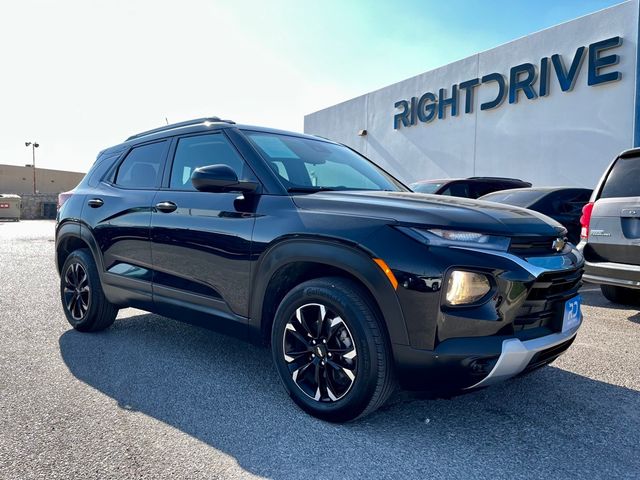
[467,176,527,182]
[125,117,235,141]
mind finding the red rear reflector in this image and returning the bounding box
[580,201,594,240]
[58,191,74,210]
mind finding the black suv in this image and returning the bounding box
[56,118,584,422]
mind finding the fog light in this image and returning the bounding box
[445,270,491,306]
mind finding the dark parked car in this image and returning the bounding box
[479,187,593,244]
[578,149,640,306]
[410,177,531,198]
[56,118,584,422]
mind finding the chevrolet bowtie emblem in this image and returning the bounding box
[552,237,566,252]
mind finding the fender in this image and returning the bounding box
[77,222,105,274]
[56,219,108,281]
[249,238,410,346]
[55,220,83,273]
[56,220,152,308]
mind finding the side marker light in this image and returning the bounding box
[373,258,398,290]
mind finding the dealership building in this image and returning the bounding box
[304,1,640,188]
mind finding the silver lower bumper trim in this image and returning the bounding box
[467,318,582,389]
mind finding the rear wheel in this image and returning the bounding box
[600,284,638,306]
[60,249,118,332]
[271,277,395,422]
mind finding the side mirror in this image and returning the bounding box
[191,164,259,193]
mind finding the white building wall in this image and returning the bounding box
[304,1,639,188]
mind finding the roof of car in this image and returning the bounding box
[99,118,339,156]
[482,186,592,196]
[410,179,453,184]
[619,147,640,158]
[411,177,529,185]
[125,117,335,143]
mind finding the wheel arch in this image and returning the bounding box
[55,221,105,276]
[249,238,409,347]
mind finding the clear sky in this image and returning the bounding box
[0,0,627,172]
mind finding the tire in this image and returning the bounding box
[60,249,118,332]
[271,277,395,422]
[600,284,639,306]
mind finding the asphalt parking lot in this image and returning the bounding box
[0,220,639,479]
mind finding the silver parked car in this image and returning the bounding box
[578,149,640,305]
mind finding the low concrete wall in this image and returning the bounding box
[19,194,58,220]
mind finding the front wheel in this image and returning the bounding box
[271,277,395,422]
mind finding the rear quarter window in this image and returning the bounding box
[600,157,640,198]
[115,141,168,189]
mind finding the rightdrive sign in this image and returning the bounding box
[393,36,623,129]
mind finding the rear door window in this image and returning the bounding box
[600,157,640,198]
[115,141,168,189]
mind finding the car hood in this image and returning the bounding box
[292,191,566,237]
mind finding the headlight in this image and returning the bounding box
[428,229,490,242]
[396,227,510,251]
[445,270,491,306]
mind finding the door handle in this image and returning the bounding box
[155,201,178,213]
[87,198,104,208]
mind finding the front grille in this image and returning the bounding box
[526,268,583,301]
[509,236,558,256]
[513,267,583,332]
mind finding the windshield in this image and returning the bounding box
[480,189,546,207]
[245,131,406,192]
[411,182,443,194]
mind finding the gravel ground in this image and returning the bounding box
[0,220,638,479]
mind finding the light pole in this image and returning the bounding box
[25,141,39,194]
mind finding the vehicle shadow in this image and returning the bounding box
[579,287,640,311]
[59,313,640,479]
[628,312,640,324]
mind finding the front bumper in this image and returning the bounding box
[466,317,581,389]
[393,319,580,392]
[391,244,585,392]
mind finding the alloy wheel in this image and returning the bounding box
[282,303,358,402]
[63,262,91,321]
